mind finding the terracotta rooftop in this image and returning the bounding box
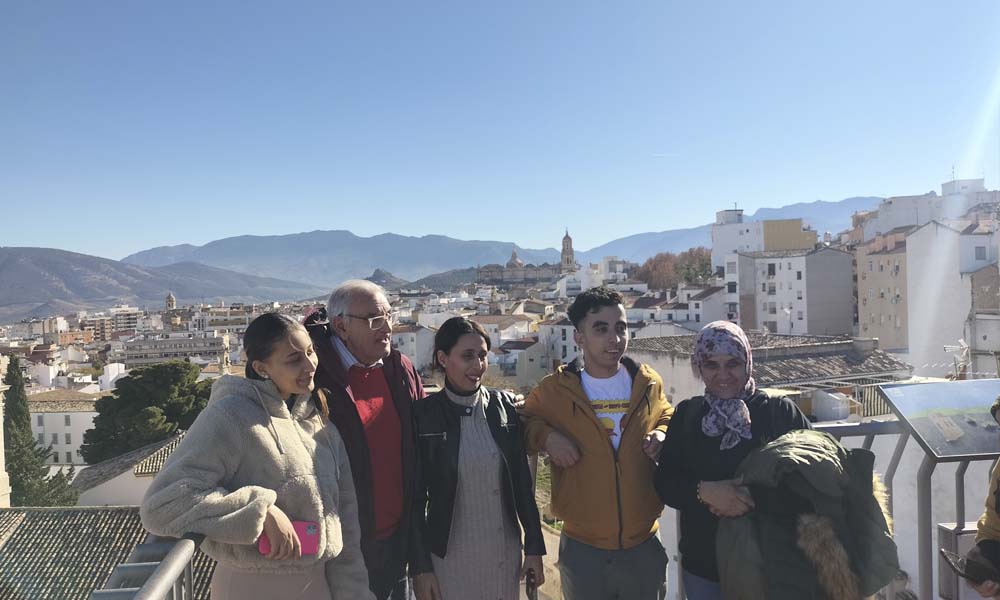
[0,506,215,599]
[134,430,187,477]
[629,333,850,355]
[73,433,183,493]
[630,297,669,310]
[499,339,538,351]
[469,315,534,326]
[754,349,911,387]
[689,286,725,301]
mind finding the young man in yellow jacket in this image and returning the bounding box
[522,286,674,599]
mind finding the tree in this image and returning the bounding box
[635,252,678,291]
[2,355,79,506]
[81,361,212,464]
[676,247,713,284]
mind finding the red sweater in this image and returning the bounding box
[348,365,403,540]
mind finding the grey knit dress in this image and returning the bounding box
[432,386,523,600]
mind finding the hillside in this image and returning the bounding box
[0,248,326,323]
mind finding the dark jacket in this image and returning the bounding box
[304,308,424,568]
[717,429,898,600]
[654,391,812,581]
[409,386,545,575]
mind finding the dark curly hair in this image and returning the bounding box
[567,286,625,329]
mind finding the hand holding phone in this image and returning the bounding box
[258,507,319,559]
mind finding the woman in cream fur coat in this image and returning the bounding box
[141,312,374,600]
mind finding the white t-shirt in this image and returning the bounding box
[581,366,633,450]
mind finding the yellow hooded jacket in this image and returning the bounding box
[522,356,674,550]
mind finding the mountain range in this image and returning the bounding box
[2,195,882,323]
[122,197,882,286]
[0,248,327,323]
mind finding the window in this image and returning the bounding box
[37,433,43,445]
[796,271,802,280]
[879,288,885,299]
[768,283,776,296]
[728,303,738,312]
[667,314,673,321]
[977,246,987,260]
[649,312,655,320]
[726,261,736,274]
[51,433,58,444]
[561,329,566,341]
[727,282,737,293]
[762,283,767,292]
[797,290,803,300]
[36,415,43,427]
[694,302,700,309]
[868,260,873,272]
[561,346,567,359]
[797,311,803,320]
[65,452,72,464]
[64,433,71,444]
[64,415,71,426]
[879,261,884,272]
[767,263,776,277]
[768,302,777,315]
[695,314,701,323]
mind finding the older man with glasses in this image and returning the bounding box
[304,279,424,600]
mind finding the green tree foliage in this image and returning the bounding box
[3,355,79,506]
[80,361,211,464]
[635,246,713,291]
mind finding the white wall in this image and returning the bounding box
[712,222,764,270]
[77,471,152,506]
[99,363,128,391]
[31,410,97,466]
[906,224,973,377]
[29,364,58,387]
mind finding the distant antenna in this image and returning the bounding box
[952,165,957,181]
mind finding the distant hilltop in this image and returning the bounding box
[120,196,881,288]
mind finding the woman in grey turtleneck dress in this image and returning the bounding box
[410,317,546,600]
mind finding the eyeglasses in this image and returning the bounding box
[344,312,397,331]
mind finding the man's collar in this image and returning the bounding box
[331,332,384,368]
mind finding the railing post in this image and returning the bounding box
[917,454,936,600]
[884,431,908,517]
[956,461,970,527]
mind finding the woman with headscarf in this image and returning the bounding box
[653,321,812,600]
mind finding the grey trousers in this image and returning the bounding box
[558,533,668,600]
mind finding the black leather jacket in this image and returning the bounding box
[409,385,546,574]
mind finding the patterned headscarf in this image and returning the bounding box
[692,321,756,450]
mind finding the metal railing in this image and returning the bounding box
[91,533,203,600]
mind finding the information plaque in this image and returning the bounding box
[880,379,1000,461]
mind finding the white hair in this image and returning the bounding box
[326,280,387,321]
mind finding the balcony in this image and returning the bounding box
[94,380,997,600]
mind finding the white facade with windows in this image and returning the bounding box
[28,393,98,467]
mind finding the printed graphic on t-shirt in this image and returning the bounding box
[593,399,631,441]
[581,367,633,450]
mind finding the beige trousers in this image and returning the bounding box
[210,562,329,600]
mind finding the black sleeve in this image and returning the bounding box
[775,396,813,435]
[504,396,546,556]
[653,401,701,512]
[407,406,434,575]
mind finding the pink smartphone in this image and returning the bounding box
[258,520,320,556]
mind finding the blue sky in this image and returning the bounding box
[3,1,1000,260]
